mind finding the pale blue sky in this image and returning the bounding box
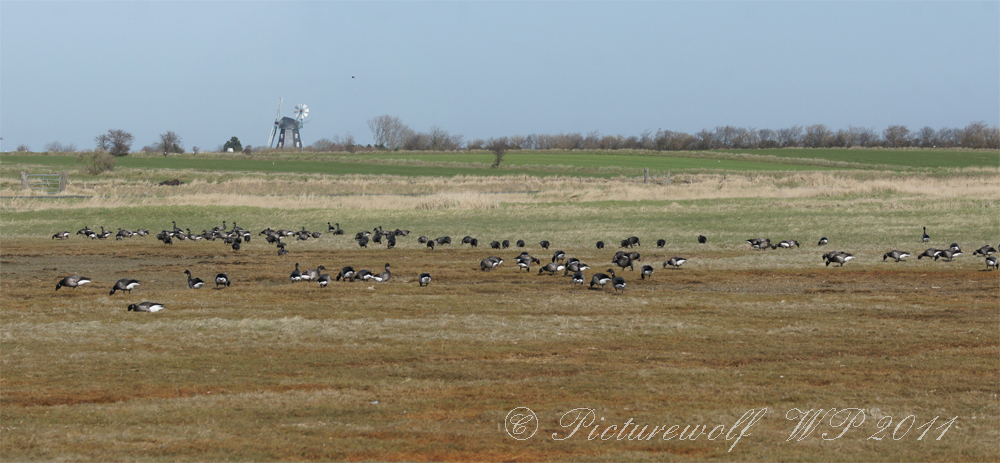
[2,1,997,151]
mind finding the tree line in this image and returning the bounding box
[357,116,998,152]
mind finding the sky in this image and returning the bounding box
[1,1,998,152]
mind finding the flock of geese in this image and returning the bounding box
[50,223,998,313]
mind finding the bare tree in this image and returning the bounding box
[486,137,510,167]
[192,146,200,155]
[157,131,183,156]
[16,144,30,152]
[44,141,76,152]
[883,125,910,148]
[99,129,134,157]
[777,126,803,148]
[916,126,937,148]
[367,115,411,150]
[803,124,832,148]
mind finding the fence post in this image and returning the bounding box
[644,167,649,184]
[20,171,28,189]
[59,172,68,192]
[666,170,671,185]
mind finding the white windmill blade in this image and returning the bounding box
[275,97,283,121]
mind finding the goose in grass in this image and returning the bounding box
[824,253,854,267]
[935,249,962,262]
[949,243,962,253]
[387,236,397,249]
[610,270,626,293]
[435,236,452,246]
[502,240,511,249]
[917,248,942,260]
[52,231,70,240]
[640,265,654,279]
[354,269,375,282]
[590,270,612,290]
[462,236,474,245]
[564,261,590,275]
[289,264,303,282]
[664,257,688,269]
[418,273,432,286]
[986,256,998,271]
[303,265,326,282]
[656,239,666,248]
[417,235,429,244]
[110,278,140,295]
[627,236,641,247]
[215,273,231,287]
[627,251,641,262]
[817,237,829,246]
[481,257,503,271]
[490,241,501,249]
[777,240,800,249]
[277,243,289,256]
[128,302,164,313]
[747,238,772,250]
[373,263,391,282]
[516,239,525,248]
[539,240,551,250]
[698,235,707,244]
[336,266,355,282]
[426,240,435,250]
[516,258,533,272]
[882,250,911,262]
[317,273,332,287]
[55,274,92,291]
[357,236,369,248]
[538,262,565,275]
[572,271,585,285]
[468,238,477,248]
[614,255,634,271]
[921,227,930,242]
[184,270,205,289]
[596,241,605,249]
[552,250,566,263]
[973,245,997,256]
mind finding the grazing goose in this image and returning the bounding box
[373,263,391,282]
[231,241,241,252]
[620,239,632,248]
[777,240,800,249]
[52,231,70,240]
[435,236,452,245]
[502,240,511,249]
[469,238,478,248]
[289,263,303,282]
[921,227,930,242]
[311,231,322,239]
[627,251,641,262]
[516,258,533,272]
[817,237,829,246]
[611,271,627,293]
[882,250,911,262]
[917,248,942,260]
[357,236,369,248]
[590,270,612,289]
[303,265,326,281]
[481,257,503,271]
[336,266,355,281]
[418,273,432,286]
[215,273,231,287]
[935,249,961,262]
[371,233,382,244]
[698,235,707,244]
[426,240,435,250]
[317,273,332,287]
[386,236,396,249]
[332,223,345,235]
[461,236,473,245]
[986,256,998,270]
[538,262,565,275]
[184,270,205,289]
[747,238,772,250]
[973,245,997,256]
[539,240,551,250]
[394,228,411,237]
[596,241,605,249]
[614,255,634,271]
[656,239,666,248]
[552,250,566,263]
[516,240,525,248]
[825,253,854,267]
[56,274,92,290]
[640,265,654,279]
[128,302,164,313]
[354,269,374,282]
[490,241,501,249]
[949,243,962,252]
[355,230,372,240]
[572,271,585,285]
[564,261,590,275]
[110,278,140,295]
[627,236,641,247]
[664,257,688,269]
[417,235,429,243]
[277,243,289,256]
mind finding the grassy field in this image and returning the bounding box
[713,148,1000,169]
[1,151,998,461]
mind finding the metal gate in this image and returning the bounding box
[21,172,65,194]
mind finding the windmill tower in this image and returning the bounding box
[267,98,309,149]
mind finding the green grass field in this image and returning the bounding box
[714,148,1000,168]
[1,149,997,462]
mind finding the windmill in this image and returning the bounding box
[266,98,309,149]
